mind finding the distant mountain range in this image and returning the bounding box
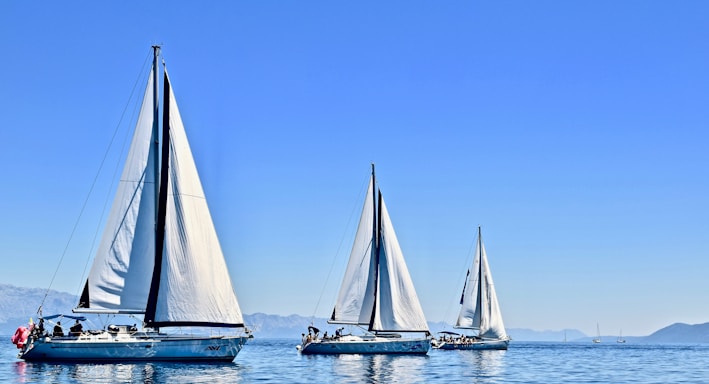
[1,284,708,343]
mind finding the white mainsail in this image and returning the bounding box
[330,167,428,333]
[455,227,507,339]
[78,71,157,313]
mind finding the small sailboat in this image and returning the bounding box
[298,164,431,355]
[592,323,601,343]
[617,329,626,343]
[13,46,250,362]
[433,227,510,350]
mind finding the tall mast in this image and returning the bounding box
[151,45,160,222]
[476,226,483,331]
[371,163,377,249]
[368,163,380,331]
[145,45,169,326]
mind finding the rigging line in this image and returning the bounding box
[309,170,370,322]
[35,48,155,312]
[75,55,154,300]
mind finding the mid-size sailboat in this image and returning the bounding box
[433,227,510,350]
[13,46,250,362]
[298,164,431,355]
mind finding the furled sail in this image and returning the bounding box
[455,228,507,339]
[370,196,429,332]
[77,68,157,314]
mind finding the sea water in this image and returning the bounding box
[3,338,709,383]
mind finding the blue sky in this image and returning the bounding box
[1,1,707,337]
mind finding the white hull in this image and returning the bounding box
[299,335,430,355]
[20,332,249,362]
[433,338,509,351]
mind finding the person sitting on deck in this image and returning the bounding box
[70,320,83,336]
[38,318,45,336]
[53,321,64,337]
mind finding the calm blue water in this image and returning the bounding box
[3,338,709,383]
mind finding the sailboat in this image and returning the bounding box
[617,329,626,343]
[298,164,431,354]
[433,227,510,350]
[14,46,250,362]
[592,323,601,343]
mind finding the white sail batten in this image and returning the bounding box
[78,71,157,313]
[371,198,429,332]
[330,177,376,325]
[455,230,507,339]
[151,72,244,326]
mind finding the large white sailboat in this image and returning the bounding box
[298,164,431,354]
[433,227,510,350]
[15,46,250,362]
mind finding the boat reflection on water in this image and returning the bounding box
[457,349,506,377]
[13,361,244,383]
[333,353,428,383]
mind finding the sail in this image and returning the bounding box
[370,197,429,332]
[148,71,244,327]
[77,70,157,313]
[455,229,507,339]
[330,176,376,325]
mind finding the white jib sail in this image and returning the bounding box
[455,231,507,339]
[81,71,157,312]
[331,176,376,325]
[371,198,429,333]
[152,72,244,326]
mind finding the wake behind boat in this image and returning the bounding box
[433,227,510,351]
[12,46,250,362]
[298,165,431,355]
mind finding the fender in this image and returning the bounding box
[11,326,29,349]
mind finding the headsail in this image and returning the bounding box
[77,65,158,314]
[455,227,507,339]
[330,175,376,325]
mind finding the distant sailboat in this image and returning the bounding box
[617,329,626,343]
[298,164,431,355]
[433,227,510,350]
[13,46,250,362]
[592,323,601,343]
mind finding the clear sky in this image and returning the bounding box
[1,1,707,337]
